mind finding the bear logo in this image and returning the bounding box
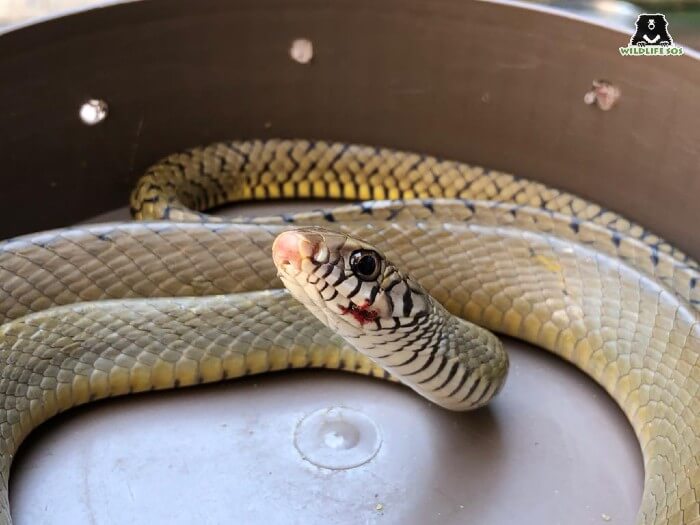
[630,14,674,47]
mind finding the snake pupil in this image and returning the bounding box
[349,250,380,281]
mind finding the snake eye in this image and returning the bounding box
[349,250,381,281]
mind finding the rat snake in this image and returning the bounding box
[0,139,697,524]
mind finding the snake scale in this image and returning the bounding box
[0,139,698,524]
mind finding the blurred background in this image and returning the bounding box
[3,0,700,49]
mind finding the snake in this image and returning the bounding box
[0,139,698,524]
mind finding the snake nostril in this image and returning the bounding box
[272,231,304,270]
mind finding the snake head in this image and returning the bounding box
[272,227,431,339]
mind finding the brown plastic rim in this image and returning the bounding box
[0,0,698,259]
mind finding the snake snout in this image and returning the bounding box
[272,230,323,272]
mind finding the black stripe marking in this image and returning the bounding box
[473,382,495,405]
[434,362,459,391]
[395,351,420,368]
[460,377,482,403]
[403,347,438,377]
[385,203,402,221]
[320,265,335,278]
[346,279,363,299]
[402,287,413,317]
[368,285,380,305]
[447,368,472,397]
[417,355,448,385]
[384,279,403,294]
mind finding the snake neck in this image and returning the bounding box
[352,303,508,411]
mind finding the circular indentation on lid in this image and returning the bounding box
[294,407,381,470]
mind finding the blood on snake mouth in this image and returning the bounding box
[339,300,379,325]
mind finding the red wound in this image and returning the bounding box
[340,301,379,325]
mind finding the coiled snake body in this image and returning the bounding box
[0,140,698,524]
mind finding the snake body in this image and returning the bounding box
[0,139,697,524]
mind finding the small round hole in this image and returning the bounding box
[79,99,109,125]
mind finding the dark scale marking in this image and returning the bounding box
[417,355,448,384]
[333,272,348,287]
[198,166,227,201]
[346,279,363,299]
[395,350,420,368]
[651,249,659,267]
[397,312,430,330]
[368,285,380,305]
[97,233,111,242]
[464,201,476,213]
[184,179,212,210]
[403,347,439,377]
[473,382,495,405]
[434,361,460,391]
[384,279,403,294]
[384,290,394,313]
[324,289,338,302]
[282,214,296,224]
[395,320,440,359]
[569,218,580,233]
[316,179,330,197]
[162,157,190,171]
[690,278,697,289]
[360,202,373,215]
[139,196,160,205]
[386,207,402,221]
[144,182,165,193]
[320,265,335,279]
[460,377,482,403]
[422,199,434,212]
[402,287,413,317]
[447,367,473,397]
[323,211,336,223]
